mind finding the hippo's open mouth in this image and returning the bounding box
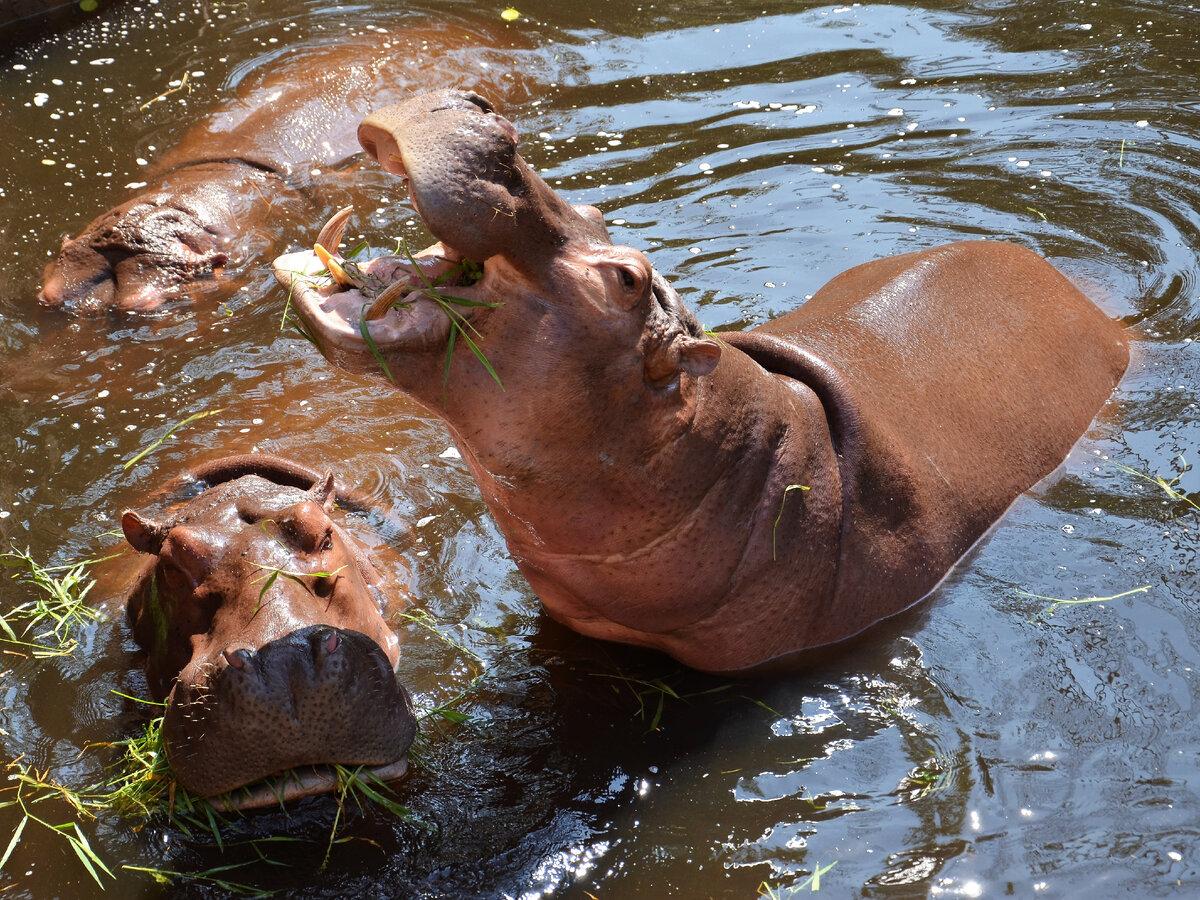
[273,228,488,362]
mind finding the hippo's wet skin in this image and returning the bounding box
[274,91,1129,674]
[38,26,537,313]
[121,454,415,806]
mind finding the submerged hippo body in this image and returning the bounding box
[274,92,1128,674]
[39,25,539,312]
[121,454,414,805]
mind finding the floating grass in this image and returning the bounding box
[0,761,113,888]
[1115,458,1200,515]
[123,408,225,471]
[123,862,272,897]
[139,70,192,112]
[758,861,837,896]
[396,608,485,673]
[896,756,951,801]
[322,765,416,871]
[592,671,732,732]
[1018,584,1150,618]
[0,548,113,655]
[772,483,810,561]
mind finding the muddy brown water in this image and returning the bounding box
[1,0,1198,896]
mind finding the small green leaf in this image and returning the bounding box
[359,306,396,384]
[0,817,27,871]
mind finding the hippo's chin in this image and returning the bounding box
[274,248,478,358]
[208,758,410,812]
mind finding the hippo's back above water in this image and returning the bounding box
[722,240,1129,662]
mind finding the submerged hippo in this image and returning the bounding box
[120,454,414,806]
[39,23,539,313]
[274,91,1129,674]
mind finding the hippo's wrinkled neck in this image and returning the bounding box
[443,347,845,671]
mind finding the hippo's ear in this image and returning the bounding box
[679,336,722,377]
[308,472,337,510]
[645,335,722,384]
[121,510,170,555]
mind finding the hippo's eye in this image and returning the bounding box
[619,268,637,290]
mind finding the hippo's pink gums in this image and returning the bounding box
[121,455,414,806]
[274,91,1128,674]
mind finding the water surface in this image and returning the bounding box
[0,0,1198,896]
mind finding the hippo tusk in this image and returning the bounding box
[363,279,413,321]
[313,242,353,286]
[315,205,354,252]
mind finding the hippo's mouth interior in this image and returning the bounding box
[209,757,410,813]
[273,228,486,355]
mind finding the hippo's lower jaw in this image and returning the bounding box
[208,758,410,813]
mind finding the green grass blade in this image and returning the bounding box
[442,324,458,386]
[123,409,224,471]
[358,306,396,384]
[0,816,27,871]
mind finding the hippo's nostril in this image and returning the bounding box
[312,628,340,664]
[223,648,252,670]
[462,92,495,114]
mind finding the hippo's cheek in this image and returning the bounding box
[162,626,415,800]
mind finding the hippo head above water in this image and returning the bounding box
[275,91,1127,674]
[121,455,415,806]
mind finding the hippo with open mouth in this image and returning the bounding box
[273,90,1128,674]
[120,454,414,807]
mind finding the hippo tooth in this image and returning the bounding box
[313,242,352,286]
[316,205,354,252]
[363,279,412,320]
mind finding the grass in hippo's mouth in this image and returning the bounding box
[309,236,499,389]
[393,239,502,389]
[2,691,417,893]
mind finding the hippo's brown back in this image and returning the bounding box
[724,240,1128,640]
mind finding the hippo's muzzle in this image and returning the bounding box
[165,625,415,806]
